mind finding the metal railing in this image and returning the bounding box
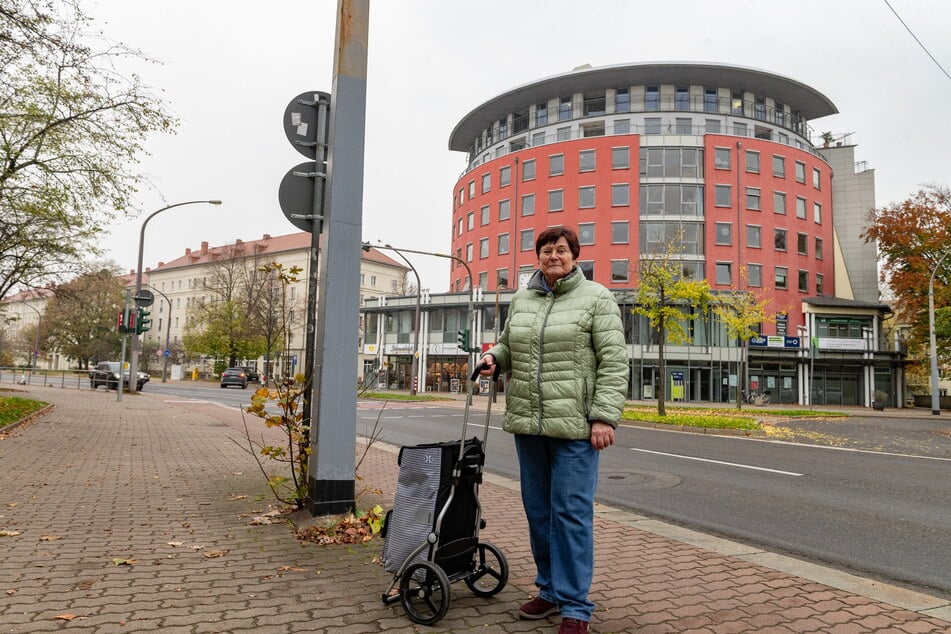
[0,367,92,390]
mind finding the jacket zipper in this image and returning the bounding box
[535,291,555,435]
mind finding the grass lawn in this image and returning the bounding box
[621,404,846,432]
[360,392,453,403]
[0,394,49,429]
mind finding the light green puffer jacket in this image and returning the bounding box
[486,267,628,440]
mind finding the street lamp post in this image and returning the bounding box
[148,285,173,382]
[928,250,949,415]
[130,200,221,393]
[384,245,422,395]
[364,242,476,383]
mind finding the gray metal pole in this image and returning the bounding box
[928,250,949,415]
[147,285,173,382]
[385,246,421,394]
[308,0,369,516]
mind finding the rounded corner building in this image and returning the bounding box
[365,61,907,408]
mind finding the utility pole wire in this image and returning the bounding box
[883,0,951,82]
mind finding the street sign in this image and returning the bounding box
[278,162,320,233]
[283,91,330,159]
[133,289,154,307]
[164,349,171,357]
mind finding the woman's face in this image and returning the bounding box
[538,236,577,283]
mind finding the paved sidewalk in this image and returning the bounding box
[0,385,948,633]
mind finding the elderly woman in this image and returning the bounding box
[478,226,628,634]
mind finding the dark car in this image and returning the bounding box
[220,368,248,389]
[89,362,149,391]
[240,366,260,382]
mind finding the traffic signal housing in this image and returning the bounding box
[457,329,470,351]
[117,307,135,334]
[135,308,152,334]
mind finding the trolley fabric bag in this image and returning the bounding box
[381,437,482,575]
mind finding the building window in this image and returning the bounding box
[480,205,490,226]
[499,199,510,221]
[548,189,564,212]
[581,122,605,137]
[521,193,535,216]
[816,273,824,295]
[815,237,823,260]
[611,221,629,244]
[715,262,732,285]
[613,119,630,134]
[645,86,659,111]
[745,150,760,173]
[579,149,596,172]
[557,126,571,141]
[499,165,511,187]
[798,270,809,292]
[457,218,463,236]
[611,183,630,207]
[468,181,475,199]
[498,233,509,255]
[731,92,743,115]
[774,228,787,251]
[611,260,629,283]
[611,147,629,169]
[479,238,489,259]
[746,187,761,210]
[640,147,702,178]
[714,147,731,169]
[640,184,703,216]
[704,87,718,112]
[467,211,474,231]
[481,173,490,194]
[616,88,630,113]
[733,121,747,137]
[675,117,692,134]
[578,261,594,280]
[466,243,473,262]
[578,223,595,245]
[747,224,761,248]
[747,263,762,287]
[497,268,509,289]
[715,222,732,246]
[549,154,564,176]
[705,119,721,134]
[775,266,788,289]
[715,184,731,207]
[675,86,689,110]
[520,229,534,251]
[559,96,571,121]
[536,102,548,126]
[644,117,661,135]
[532,131,546,147]
[773,155,785,177]
[796,196,807,219]
[814,202,822,223]
[579,186,595,209]
[479,271,488,290]
[797,233,808,255]
[773,191,786,214]
[795,161,806,183]
[498,116,508,140]
[813,167,821,189]
[522,159,536,181]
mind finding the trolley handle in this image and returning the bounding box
[470,362,501,382]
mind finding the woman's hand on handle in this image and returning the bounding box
[477,354,496,376]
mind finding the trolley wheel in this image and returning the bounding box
[464,541,509,598]
[399,561,451,625]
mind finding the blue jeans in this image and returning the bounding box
[515,434,599,622]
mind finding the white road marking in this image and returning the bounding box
[630,447,803,476]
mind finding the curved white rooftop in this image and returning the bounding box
[448,61,838,151]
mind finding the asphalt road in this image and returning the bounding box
[142,383,951,599]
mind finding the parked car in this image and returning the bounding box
[239,366,260,382]
[89,362,149,391]
[220,368,248,389]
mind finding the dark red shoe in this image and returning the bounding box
[517,596,559,620]
[559,617,589,633]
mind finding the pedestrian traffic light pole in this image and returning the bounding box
[129,200,221,394]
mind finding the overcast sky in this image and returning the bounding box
[87,0,951,290]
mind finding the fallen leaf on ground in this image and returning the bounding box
[166,541,183,547]
[229,495,247,501]
[5,589,16,595]
[203,549,228,559]
[54,614,77,621]
[277,566,304,573]
[112,558,137,566]
[0,530,22,537]
[39,534,63,541]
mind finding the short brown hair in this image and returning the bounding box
[535,226,581,259]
